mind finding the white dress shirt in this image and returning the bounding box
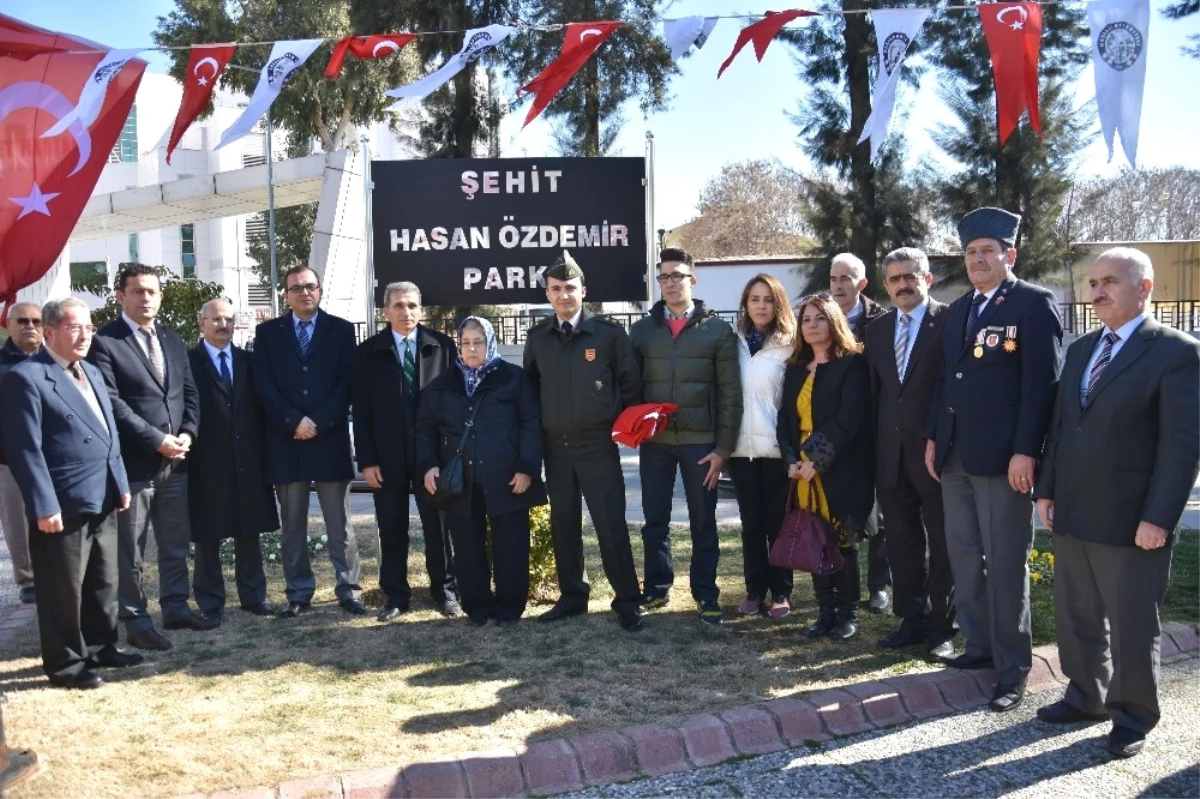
[122,312,167,379]
[894,299,929,380]
[203,339,234,382]
[1080,313,1148,398]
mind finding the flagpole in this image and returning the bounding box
[266,109,279,317]
[361,133,376,331]
[644,130,656,309]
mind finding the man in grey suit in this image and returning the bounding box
[1034,247,1200,759]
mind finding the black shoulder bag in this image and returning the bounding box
[432,401,481,507]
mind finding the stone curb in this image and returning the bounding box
[157,622,1197,799]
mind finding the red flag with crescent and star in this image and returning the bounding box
[518,21,620,128]
[718,10,816,78]
[166,44,236,165]
[0,13,145,321]
[978,2,1043,147]
[325,33,417,79]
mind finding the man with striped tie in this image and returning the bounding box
[253,266,363,618]
[923,207,1062,714]
[1034,248,1200,758]
[353,282,459,622]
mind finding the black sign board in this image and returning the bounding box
[371,157,647,306]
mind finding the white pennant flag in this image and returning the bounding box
[857,9,929,161]
[386,25,516,105]
[216,39,323,151]
[662,16,719,61]
[1090,0,1149,167]
[42,48,145,139]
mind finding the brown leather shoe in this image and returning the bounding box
[164,611,218,632]
[127,628,173,651]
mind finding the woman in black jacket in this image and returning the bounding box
[777,294,874,640]
[418,317,547,627]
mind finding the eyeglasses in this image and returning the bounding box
[57,324,97,336]
[286,283,320,294]
[656,272,692,285]
[14,317,41,326]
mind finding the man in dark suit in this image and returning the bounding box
[924,207,1063,713]
[1,298,141,689]
[353,281,459,622]
[865,248,954,661]
[829,252,891,614]
[253,265,363,618]
[88,265,210,651]
[1034,248,1200,758]
[0,301,43,605]
[188,298,279,622]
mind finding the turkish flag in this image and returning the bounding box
[518,22,620,128]
[0,14,145,320]
[718,10,816,78]
[978,2,1043,147]
[325,33,416,79]
[166,44,236,165]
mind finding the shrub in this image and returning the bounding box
[1029,548,1055,585]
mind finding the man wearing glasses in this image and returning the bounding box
[0,303,45,604]
[252,266,364,618]
[629,247,742,625]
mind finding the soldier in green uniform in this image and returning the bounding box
[522,251,644,632]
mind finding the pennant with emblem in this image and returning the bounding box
[858,9,929,161]
[662,16,719,61]
[519,21,620,128]
[1089,0,1149,167]
[386,25,515,105]
[718,10,817,78]
[325,33,417,80]
[166,44,236,164]
[978,2,1043,147]
[216,38,322,150]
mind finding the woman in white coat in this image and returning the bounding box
[729,273,797,619]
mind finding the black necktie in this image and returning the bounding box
[218,351,232,386]
[562,321,573,337]
[964,293,988,344]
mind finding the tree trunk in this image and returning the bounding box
[842,0,880,294]
[583,55,600,156]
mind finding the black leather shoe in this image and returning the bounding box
[436,597,463,618]
[948,653,994,670]
[201,610,223,627]
[339,598,368,615]
[89,648,145,669]
[19,586,36,604]
[927,641,956,662]
[830,618,859,640]
[878,625,925,649]
[241,603,277,617]
[377,605,404,622]
[277,602,310,619]
[807,612,838,638]
[1107,725,1146,758]
[164,611,218,631]
[618,610,644,632]
[468,616,490,627]
[538,603,587,623]
[989,681,1026,713]
[1037,700,1109,725]
[50,670,102,690]
[127,628,173,651]
[868,589,890,613]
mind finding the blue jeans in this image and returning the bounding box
[639,441,720,604]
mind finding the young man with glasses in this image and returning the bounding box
[252,266,364,618]
[629,248,742,625]
[0,303,45,604]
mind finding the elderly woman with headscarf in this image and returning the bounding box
[417,317,547,627]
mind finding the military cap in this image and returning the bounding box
[958,207,1022,249]
[545,250,584,281]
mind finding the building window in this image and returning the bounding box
[128,232,139,264]
[181,223,196,278]
[109,104,138,163]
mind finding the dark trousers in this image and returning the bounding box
[861,502,891,594]
[544,440,641,614]
[447,484,530,623]
[813,545,860,618]
[276,480,361,604]
[192,534,267,614]
[878,450,956,645]
[639,441,721,604]
[373,478,456,606]
[728,456,792,601]
[117,461,193,633]
[1055,534,1172,734]
[28,510,119,681]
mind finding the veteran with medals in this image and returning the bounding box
[923,207,1063,713]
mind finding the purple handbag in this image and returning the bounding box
[769,479,845,576]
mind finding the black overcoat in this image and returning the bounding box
[777,353,875,537]
[416,361,547,519]
[187,343,279,542]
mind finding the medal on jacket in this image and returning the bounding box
[1003,325,1018,353]
[973,329,985,359]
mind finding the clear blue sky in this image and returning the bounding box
[8,0,1199,230]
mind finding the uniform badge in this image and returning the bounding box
[985,333,1000,348]
[974,345,984,358]
[1003,325,1018,353]
[585,348,596,362]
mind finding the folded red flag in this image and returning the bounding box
[718,10,816,78]
[978,2,1043,147]
[325,33,416,80]
[519,21,620,128]
[166,44,236,165]
[612,403,679,449]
